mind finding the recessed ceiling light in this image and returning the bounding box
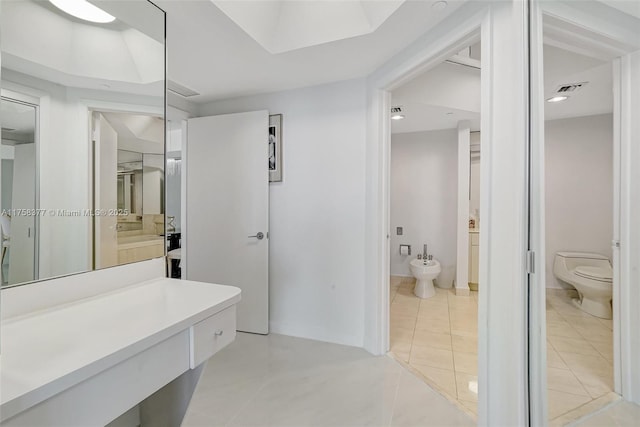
[49,0,116,23]
[432,1,448,11]
[546,96,568,103]
[391,114,405,120]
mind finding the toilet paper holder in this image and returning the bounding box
[400,244,411,255]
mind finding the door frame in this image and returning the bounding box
[365,1,531,425]
[86,101,164,270]
[1,87,42,284]
[528,0,640,421]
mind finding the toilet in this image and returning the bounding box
[553,252,613,319]
[409,258,441,299]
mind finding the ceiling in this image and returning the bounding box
[212,0,406,54]
[391,43,612,135]
[102,112,165,154]
[391,58,481,134]
[1,0,164,97]
[156,0,466,103]
[1,100,36,145]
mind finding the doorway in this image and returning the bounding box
[528,2,640,424]
[387,43,482,418]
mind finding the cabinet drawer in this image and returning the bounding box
[470,233,480,246]
[189,305,236,368]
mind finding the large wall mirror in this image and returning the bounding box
[0,0,166,287]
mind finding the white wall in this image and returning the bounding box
[470,132,481,218]
[545,114,613,289]
[143,154,164,215]
[2,157,15,212]
[197,79,368,347]
[390,130,458,285]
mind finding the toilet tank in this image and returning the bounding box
[555,252,611,275]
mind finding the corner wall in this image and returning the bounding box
[196,79,368,347]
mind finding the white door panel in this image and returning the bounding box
[187,111,269,334]
[94,113,118,269]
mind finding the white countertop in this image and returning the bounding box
[0,278,241,420]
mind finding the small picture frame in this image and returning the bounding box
[269,114,283,182]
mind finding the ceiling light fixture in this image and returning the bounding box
[49,0,116,23]
[546,96,568,103]
[432,1,448,11]
[391,114,405,120]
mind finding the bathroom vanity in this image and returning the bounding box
[0,259,241,426]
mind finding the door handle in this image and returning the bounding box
[248,232,264,240]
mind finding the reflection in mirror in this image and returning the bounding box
[93,112,165,269]
[166,120,183,278]
[1,98,38,286]
[0,0,165,287]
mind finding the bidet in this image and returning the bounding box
[409,257,441,298]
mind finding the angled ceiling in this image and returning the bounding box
[1,0,164,97]
[156,0,466,103]
[213,0,406,54]
[103,113,164,154]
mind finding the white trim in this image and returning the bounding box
[456,122,471,295]
[528,2,549,424]
[365,2,530,425]
[612,58,622,396]
[477,3,530,424]
[180,119,188,278]
[617,50,640,403]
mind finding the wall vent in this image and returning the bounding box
[555,82,588,94]
[168,80,200,98]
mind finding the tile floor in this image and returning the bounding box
[571,400,640,426]
[183,332,474,427]
[388,276,479,418]
[388,277,615,425]
[545,289,614,423]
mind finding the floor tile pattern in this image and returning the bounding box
[570,400,640,427]
[183,332,473,427]
[388,277,614,424]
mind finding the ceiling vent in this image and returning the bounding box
[555,82,588,94]
[391,106,403,113]
[168,80,200,98]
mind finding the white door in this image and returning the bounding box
[8,143,36,284]
[187,111,269,334]
[93,113,118,269]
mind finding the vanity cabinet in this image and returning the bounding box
[0,260,241,427]
[469,230,480,290]
[190,305,237,368]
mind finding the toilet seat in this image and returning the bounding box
[574,266,612,283]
